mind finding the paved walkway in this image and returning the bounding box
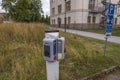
[59,28,120,44]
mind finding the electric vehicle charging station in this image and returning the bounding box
[43,30,65,80]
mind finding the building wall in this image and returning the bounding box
[50,0,120,29]
[50,0,89,24]
[0,13,13,23]
[111,0,120,25]
[0,13,6,22]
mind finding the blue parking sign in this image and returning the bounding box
[106,3,115,35]
[107,16,113,24]
[106,25,112,33]
[108,3,115,15]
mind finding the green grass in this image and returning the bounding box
[82,27,120,37]
[0,23,120,80]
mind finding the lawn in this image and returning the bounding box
[82,27,120,37]
[0,23,120,80]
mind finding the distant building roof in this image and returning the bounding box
[0,12,7,14]
[0,12,7,22]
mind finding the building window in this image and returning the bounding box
[58,5,62,14]
[64,17,67,24]
[87,16,91,23]
[52,8,55,15]
[66,0,71,12]
[68,17,71,24]
[114,18,117,25]
[89,0,95,10]
[92,16,96,23]
[54,19,55,24]
[52,19,54,24]
[58,18,61,27]
[52,19,55,24]
[115,5,117,14]
[51,0,55,3]
[68,17,71,28]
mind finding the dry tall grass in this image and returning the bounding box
[0,23,120,80]
[0,23,48,80]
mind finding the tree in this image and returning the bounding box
[45,15,50,25]
[2,0,43,22]
[41,15,45,22]
[41,15,50,25]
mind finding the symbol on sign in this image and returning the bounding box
[110,5,114,14]
[107,17,113,24]
[107,19,111,24]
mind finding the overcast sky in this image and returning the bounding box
[41,0,50,15]
[0,0,50,15]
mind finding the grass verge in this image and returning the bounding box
[82,27,120,37]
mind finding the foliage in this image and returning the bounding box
[45,15,50,25]
[42,15,50,25]
[2,0,43,22]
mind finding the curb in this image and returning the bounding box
[80,65,120,80]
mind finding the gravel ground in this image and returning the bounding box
[92,70,120,80]
[99,70,120,80]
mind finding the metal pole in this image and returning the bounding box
[104,37,108,56]
[64,0,67,32]
[82,0,84,30]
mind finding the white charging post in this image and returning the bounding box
[43,30,65,80]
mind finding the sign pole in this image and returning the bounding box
[104,3,115,56]
[104,37,108,56]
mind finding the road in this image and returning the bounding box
[58,28,120,44]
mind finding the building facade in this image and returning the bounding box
[50,0,120,29]
[0,13,6,22]
[0,13,13,23]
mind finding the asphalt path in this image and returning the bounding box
[58,28,120,44]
